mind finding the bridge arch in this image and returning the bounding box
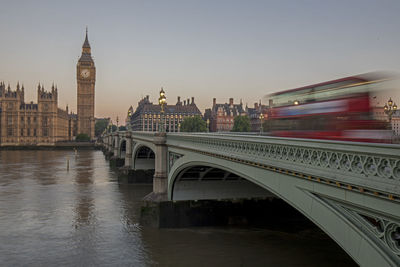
[168,152,399,267]
[132,143,156,170]
[170,162,274,201]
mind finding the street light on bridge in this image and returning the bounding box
[259,113,264,134]
[158,87,167,132]
[384,97,397,123]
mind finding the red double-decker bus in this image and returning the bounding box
[265,74,392,143]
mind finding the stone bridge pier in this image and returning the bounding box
[146,132,168,201]
[110,131,156,184]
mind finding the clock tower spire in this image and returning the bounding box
[77,27,96,140]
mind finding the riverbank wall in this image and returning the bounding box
[0,142,99,150]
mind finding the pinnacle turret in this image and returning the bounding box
[82,26,90,49]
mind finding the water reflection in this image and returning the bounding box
[0,150,356,266]
[73,151,95,226]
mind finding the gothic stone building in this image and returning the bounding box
[0,82,71,145]
[129,94,202,132]
[0,29,95,146]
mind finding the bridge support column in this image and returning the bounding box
[109,134,124,167]
[124,132,132,168]
[107,135,111,151]
[104,135,113,159]
[113,133,119,157]
[144,132,168,201]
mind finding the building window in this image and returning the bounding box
[34,129,37,136]
[27,117,31,124]
[7,128,12,136]
[21,116,24,123]
[33,117,37,123]
[27,129,30,136]
[43,128,48,137]
[7,116,12,125]
[43,117,47,127]
[20,128,24,136]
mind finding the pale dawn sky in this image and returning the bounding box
[1,0,400,122]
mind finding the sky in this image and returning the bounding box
[1,0,400,121]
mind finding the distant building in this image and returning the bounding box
[372,106,388,122]
[205,98,246,132]
[0,82,73,145]
[128,94,202,132]
[391,110,400,136]
[372,106,400,136]
[246,102,269,132]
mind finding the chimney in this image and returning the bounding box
[269,99,273,107]
[191,97,194,104]
[213,98,216,107]
[187,98,190,106]
[177,96,181,104]
[184,100,186,106]
[254,102,258,109]
[229,98,234,106]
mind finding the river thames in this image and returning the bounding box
[0,150,356,266]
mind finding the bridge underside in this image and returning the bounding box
[134,146,155,170]
[168,152,400,267]
[172,166,276,200]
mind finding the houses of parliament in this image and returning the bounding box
[0,30,96,146]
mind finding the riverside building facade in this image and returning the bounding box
[128,95,202,132]
[0,82,73,145]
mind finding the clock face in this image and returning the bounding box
[80,69,90,78]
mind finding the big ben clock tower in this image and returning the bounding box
[77,28,95,140]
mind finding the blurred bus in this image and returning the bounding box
[265,74,393,143]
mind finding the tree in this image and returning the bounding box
[232,115,250,132]
[76,133,90,142]
[95,119,109,137]
[180,116,207,132]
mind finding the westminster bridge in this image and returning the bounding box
[100,131,400,267]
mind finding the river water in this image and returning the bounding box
[0,150,356,266]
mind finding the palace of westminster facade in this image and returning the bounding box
[0,30,95,146]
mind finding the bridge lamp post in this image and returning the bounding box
[206,119,210,132]
[259,113,264,134]
[384,97,397,123]
[158,88,167,132]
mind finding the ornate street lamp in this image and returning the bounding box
[259,113,264,134]
[384,97,397,123]
[206,119,210,133]
[158,87,167,132]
